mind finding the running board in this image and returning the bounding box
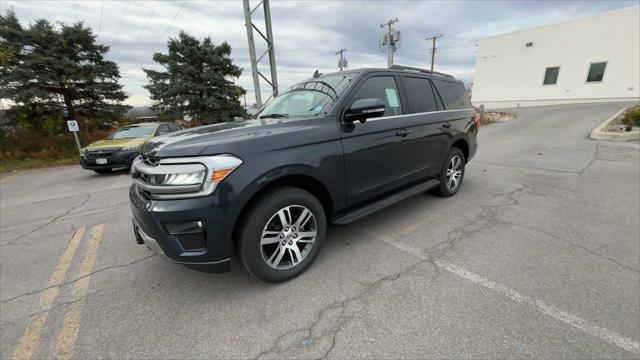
[332,179,440,225]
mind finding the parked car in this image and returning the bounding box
[80,122,181,173]
[130,66,479,282]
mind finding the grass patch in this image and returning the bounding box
[621,106,640,127]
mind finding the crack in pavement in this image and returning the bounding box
[0,290,101,329]
[1,194,92,246]
[1,254,156,305]
[253,259,432,360]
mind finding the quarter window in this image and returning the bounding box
[403,77,439,114]
[586,62,607,82]
[543,67,560,85]
[349,76,402,117]
[431,79,472,110]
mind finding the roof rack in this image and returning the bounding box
[389,65,454,78]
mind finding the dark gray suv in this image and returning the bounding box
[130,66,479,282]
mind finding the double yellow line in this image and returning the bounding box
[12,224,104,360]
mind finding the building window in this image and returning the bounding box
[543,67,560,85]
[586,62,607,82]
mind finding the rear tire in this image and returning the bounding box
[237,187,326,283]
[93,169,112,174]
[433,147,465,197]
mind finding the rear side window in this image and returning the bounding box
[432,79,471,110]
[349,76,402,116]
[403,77,439,114]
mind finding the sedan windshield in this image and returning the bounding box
[257,72,358,119]
[107,125,156,139]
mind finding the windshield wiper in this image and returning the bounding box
[259,113,290,119]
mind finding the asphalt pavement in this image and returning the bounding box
[1,102,639,359]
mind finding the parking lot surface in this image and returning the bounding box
[1,102,639,359]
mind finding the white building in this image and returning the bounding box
[471,7,640,109]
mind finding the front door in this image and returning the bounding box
[339,75,427,206]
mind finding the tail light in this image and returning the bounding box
[473,113,481,127]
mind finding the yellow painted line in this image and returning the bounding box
[53,223,104,360]
[11,227,86,360]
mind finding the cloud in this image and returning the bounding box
[2,0,637,106]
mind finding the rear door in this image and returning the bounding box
[430,78,476,161]
[399,76,451,177]
[340,74,427,205]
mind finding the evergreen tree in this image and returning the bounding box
[0,10,128,123]
[144,31,246,124]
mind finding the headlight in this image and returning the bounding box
[80,148,87,156]
[122,144,141,151]
[131,154,243,199]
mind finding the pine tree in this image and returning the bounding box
[0,10,128,122]
[144,31,246,124]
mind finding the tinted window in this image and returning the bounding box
[350,76,402,116]
[156,124,170,135]
[169,124,180,132]
[403,77,438,114]
[543,67,560,85]
[432,79,471,110]
[587,62,607,82]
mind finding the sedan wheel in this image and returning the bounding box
[446,155,463,191]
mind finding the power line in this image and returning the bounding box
[129,0,159,56]
[148,0,187,55]
[114,0,129,38]
[97,0,104,35]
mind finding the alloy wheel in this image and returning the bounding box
[446,155,463,191]
[260,205,317,270]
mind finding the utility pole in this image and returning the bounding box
[336,48,348,71]
[380,18,399,68]
[426,34,443,71]
[243,0,278,107]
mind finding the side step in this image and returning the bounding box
[332,179,440,225]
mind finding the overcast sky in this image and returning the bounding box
[2,0,637,107]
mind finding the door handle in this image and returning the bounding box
[396,129,411,137]
[441,123,451,128]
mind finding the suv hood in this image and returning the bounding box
[86,137,150,150]
[141,118,309,158]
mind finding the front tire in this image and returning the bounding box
[237,187,326,283]
[433,147,465,197]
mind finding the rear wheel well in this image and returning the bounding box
[451,139,469,161]
[231,175,333,249]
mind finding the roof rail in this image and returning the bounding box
[389,65,454,78]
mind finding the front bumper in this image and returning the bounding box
[80,149,139,170]
[129,185,232,272]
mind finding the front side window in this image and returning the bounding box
[156,125,170,135]
[543,67,560,85]
[257,72,358,119]
[107,125,156,139]
[349,76,402,117]
[403,77,439,114]
[587,62,607,82]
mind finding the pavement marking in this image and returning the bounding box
[355,226,640,355]
[11,227,86,360]
[53,223,104,360]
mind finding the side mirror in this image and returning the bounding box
[344,98,386,124]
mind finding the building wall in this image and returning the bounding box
[471,7,640,109]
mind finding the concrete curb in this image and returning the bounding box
[590,106,640,141]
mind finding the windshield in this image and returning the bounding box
[107,125,156,140]
[257,72,358,119]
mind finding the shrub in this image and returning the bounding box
[621,106,640,127]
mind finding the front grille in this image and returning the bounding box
[86,151,114,159]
